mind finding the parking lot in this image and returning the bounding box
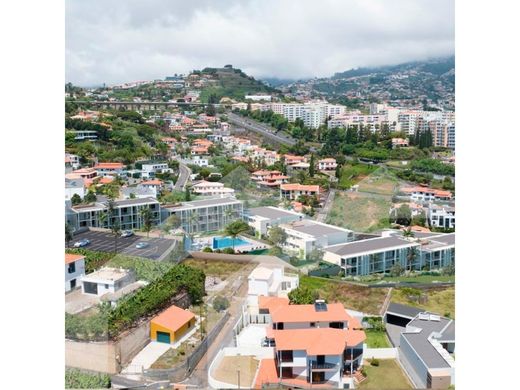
[68,230,176,260]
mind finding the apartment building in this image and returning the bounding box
[69,197,161,231]
[191,181,235,196]
[65,177,85,201]
[280,183,320,200]
[447,123,455,149]
[251,170,289,188]
[246,206,305,236]
[141,162,170,179]
[323,232,455,276]
[428,205,455,229]
[163,197,243,234]
[264,301,366,388]
[279,220,354,259]
[327,114,387,130]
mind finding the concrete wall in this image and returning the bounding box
[363,347,398,359]
[65,321,150,374]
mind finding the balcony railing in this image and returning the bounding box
[310,361,338,370]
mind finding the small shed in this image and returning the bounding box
[150,305,196,344]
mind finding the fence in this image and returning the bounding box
[308,264,342,277]
[143,311,231,382]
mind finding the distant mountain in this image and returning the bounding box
[260,77,302,87]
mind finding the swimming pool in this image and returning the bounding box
[212,236,250,249]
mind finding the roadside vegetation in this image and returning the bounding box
[65,369,111,389]
[391,286,455,319]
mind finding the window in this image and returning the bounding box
[310,322,316,327]
[68,262,76,274]
[105,284,109,289]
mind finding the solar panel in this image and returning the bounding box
[314,301,328,312]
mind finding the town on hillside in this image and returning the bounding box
[64,62,455,390]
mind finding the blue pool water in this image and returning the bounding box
[212,236,250,249]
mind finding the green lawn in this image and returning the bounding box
[365,274,455,285]
[182,259,247,280]
[359,359,412,389]
[365,330,391,348]
[391,286,455,319]
[326,192,391,233]
[338,164,377,189]
[299,276,389,314]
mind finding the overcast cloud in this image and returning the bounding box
[66,0,454,86]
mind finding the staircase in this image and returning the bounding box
[353,370,366,384]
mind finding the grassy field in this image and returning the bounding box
[359,359,412,389]
[338,164,377,189]
[326,192,391,233]
[365,330,391,348]
[391,286,455,318]
[362,274,455,285]
[299,276,389,314]
[182,259,248,280]
[357,172,399,196]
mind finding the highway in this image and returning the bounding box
[227,112,296,146]
[173,160,191,191]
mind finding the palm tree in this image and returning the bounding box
[223,207,235,226]
[107,200,121,253]
[402,227,415,238]
[139,206,153,238]
[98,210,108,228]
[65,223,74,248]
[224,220,250,252]
[407,247,418,272]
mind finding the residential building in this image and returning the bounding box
[150,305,196,344]
[94,162,125,177]
[245,94,272,101]
[141,162,170,179]
[247,266,299,306]
[183,155,209,167]
[392,138,409,148]
[447,123,455,150]
[80,267,135,296]
[263,301,366,388]
[428,205,455,229]
[280,184,320,200]
[246,206,305,237]
[65,253,86,292]
[65,177,85,201]
[138,179,164,197]
[279,220,354,259]
[65,153,81,169]
[70,130,98,140]
[191,181,235,196]
[318,158,337,171]
[323,232,455,276]
[399,313,455,389]
[69,197,161,231]
[251,170,289,188]
[121,186,156,200]
[401,186,453,202]
[163,197,243,234]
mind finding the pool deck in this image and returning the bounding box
[193,235,270,253]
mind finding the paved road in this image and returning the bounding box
[69,230,176,260]
[227,112,296,146]
[174,160,191,191]
[316,189,336,222]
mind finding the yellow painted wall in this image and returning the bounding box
[150,318,194,343]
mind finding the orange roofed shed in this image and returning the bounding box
[150,305,196,344]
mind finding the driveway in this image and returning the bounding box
[65,288,99,314]
[121,342,172,374]
[386,323,405,347]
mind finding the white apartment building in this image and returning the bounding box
[318,158,338,171]
[246,206,305,237]
[245,94,272,101]
[65,178,85,201]
[447,123,455,149]
[278,220,354,259]
[191,181,235,196]
[65,253,86,292]
[141,162,170,179]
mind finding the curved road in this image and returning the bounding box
[174,160,191,191]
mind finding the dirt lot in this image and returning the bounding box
[391,286,455,318]
[212,355,259,387]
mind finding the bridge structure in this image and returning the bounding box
[73,100,224,111]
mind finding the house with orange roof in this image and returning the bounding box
[150,304,197,344]
[94,162,125,177]
[280,183,321,200]
[283,154,307,166]
[400,186,453,202]
[65,253,85,292]
[70,167,97,180]
[318,158,337,171]
[191,180,235,196]
[263,300,365,388]
[251,170,289,188]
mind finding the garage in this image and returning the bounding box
[156,331,171,344]
[385,303,423,326]
[385,313,412,327]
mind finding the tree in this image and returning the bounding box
[268,226,287,246]
[389,263,405,277]
[185,187,191,201]
[406,247,418,272]
[402,227,415,238]
[268,246,283,257]
[65,223,74,248]
[224,220,250,251]
[107,200,121,253]
[307,248,324,262]
[71,193,82,206]
[213,296,230,312]
[206,104,216,117]
[309,154,315,177]
[84,191,97,203]
[139,206,153,238]
[391,204,412,226]
[442,263,455,276]
[288,286,320,305]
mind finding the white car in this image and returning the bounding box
[73,239,90,248]
[135,242,149,249]
[121,230,134,238]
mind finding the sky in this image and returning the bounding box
[66,0,454,86]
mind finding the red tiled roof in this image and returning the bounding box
[151,305,195,333]
[65,253,85,265]
[280,184,320,192]
[94,162,124,169]
[254,359,278,389]
[270,302,350,323]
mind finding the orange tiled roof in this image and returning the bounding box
[65,253,85,265]
[280,183,320,192]
[270,302,349,323]
[254,359,278,389]
[151,305,195,333]
[273,328,365,355]
[141,179,163,186]
[258,296,289,313]
[94,162,124,169]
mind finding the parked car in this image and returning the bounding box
[135,242,149,249]
[121,230,134,238]
[73,239,90,248]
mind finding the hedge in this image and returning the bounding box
[65,369,111,389]
[65,248,114,273]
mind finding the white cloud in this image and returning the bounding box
[66,0,454,86]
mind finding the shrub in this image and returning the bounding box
[370,358,380,367]
[213,295,230,312]
[202,247,213,253]
[65,369,111,389]
[222,247,235,254]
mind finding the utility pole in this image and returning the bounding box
[237,369,240,389]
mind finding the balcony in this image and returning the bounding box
[310,361,338,370]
